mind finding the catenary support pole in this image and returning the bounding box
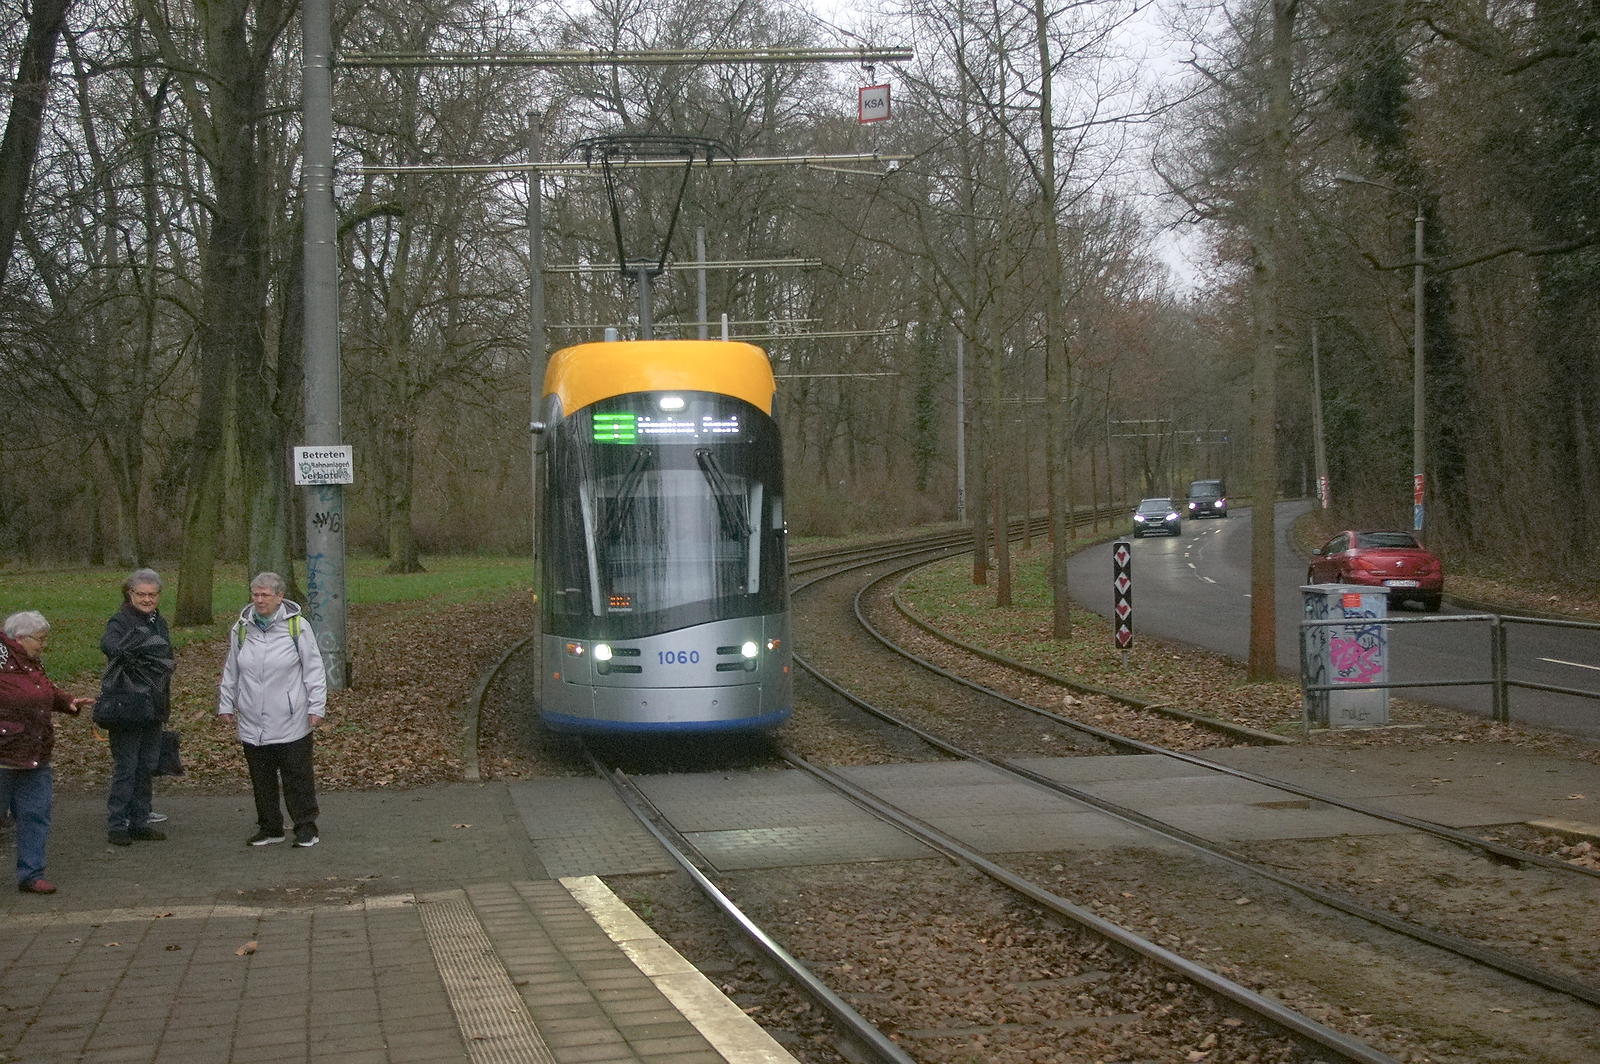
[528,117,546,604]
[1413,205,1425,538]
[956,332,966,524]
[301,0,348,688]
[1311,320,1329,510]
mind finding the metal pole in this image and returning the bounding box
[1413,205,1425,539]
[721,313,729,342]
[528,117,546,602]
[1491,616,1508,723]
[956,332,966,524]
[1311,320,1330,510]
[636,265,653,339]
[696,226,708,341]
[301,0,347,688]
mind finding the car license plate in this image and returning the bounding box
[1384,579,1420,588]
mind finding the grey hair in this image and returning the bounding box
[4,611,49,640]
[250,571,287,595]
[123,568,162,596]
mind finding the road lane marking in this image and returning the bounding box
[1539,657,1600,672]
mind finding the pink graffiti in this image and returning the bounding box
[1330,636,1383,683]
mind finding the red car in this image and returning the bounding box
[1306,530,1443,611]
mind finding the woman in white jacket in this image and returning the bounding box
[216,572,327,847]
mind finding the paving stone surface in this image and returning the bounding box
[0,782,792,1064]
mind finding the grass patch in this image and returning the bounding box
[899,546,1308,733]
[0,555,533,686]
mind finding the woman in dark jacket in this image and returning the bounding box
[0,611,92,894]
[96,568,174,846]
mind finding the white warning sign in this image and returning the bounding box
[293,445,354,485]
[858,83,891,123]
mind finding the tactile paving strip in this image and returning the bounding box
[415,890,557,1064]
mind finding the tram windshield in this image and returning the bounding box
[544,392,787,638]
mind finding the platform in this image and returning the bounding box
[0,784,796,1064]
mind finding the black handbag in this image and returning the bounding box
[154,729,184,776]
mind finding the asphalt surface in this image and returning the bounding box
[1067,501,1600,738]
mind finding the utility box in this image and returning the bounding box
[1301,584,1390,729]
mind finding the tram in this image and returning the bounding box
[533,338,792,734]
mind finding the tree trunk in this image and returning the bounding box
[1247,0,1300,681]
[1034,0,1072,638]
[0,0,72,289]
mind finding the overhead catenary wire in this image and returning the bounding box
[339,46,913,68]
[356,153,909,176]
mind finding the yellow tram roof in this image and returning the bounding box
[542,340,775,416]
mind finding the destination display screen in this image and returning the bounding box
[591,400,744,444]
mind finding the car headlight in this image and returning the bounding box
[1213,499,1224,508]
[1166,512,1180,521]
[1134,514,1147,522]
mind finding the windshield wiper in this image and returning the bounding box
[694,449,752,540]
[598,448,653,544]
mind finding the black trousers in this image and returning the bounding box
[240,733,318,834]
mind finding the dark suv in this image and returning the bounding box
[1186,479,1228,519]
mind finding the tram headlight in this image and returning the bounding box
[593,644,614,662]
[563,642,585,656]
[766,638,781,652]
[659,396,685,411]
[740,641,759,659]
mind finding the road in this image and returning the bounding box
[1066,502,1600,738]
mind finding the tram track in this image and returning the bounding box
[471,521,1600,1062]
[789,536,1600,1060]
[584,741,1406,1064]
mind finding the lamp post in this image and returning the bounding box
[1334,172,1426,539]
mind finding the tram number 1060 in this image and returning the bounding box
[658,650,700,665]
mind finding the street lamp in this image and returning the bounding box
[1334,171,1426,539]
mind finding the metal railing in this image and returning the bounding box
[1299,612,1600,725]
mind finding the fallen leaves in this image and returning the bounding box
[51,591,532,794]
[235,941,257,956]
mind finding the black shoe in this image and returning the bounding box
[293,826,319,848]
[248,830,286,846]
[107,831,132,846]
[128,826,166,841]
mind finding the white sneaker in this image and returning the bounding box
[147,812,168,824]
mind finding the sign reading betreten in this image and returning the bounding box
[292,445,354,486]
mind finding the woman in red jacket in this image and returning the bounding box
[0,611,94,894]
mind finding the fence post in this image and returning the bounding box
[1298,620,1311,737]
[1490,615,1509,723]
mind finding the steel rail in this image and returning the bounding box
[889,587,1295,745]
[774,750,1404,1064]
[585,754,919,1064]
[843,546,1600,884]
[812,577,1600,1008]
[794,553,1600,1008]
